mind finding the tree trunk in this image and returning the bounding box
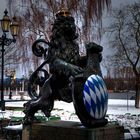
[135,75,140,108]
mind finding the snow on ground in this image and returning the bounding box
[4,99,140,116]
[2,97,140,139]
[107,99,140,115]
[3,98,140,123]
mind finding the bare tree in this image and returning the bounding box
[6,0,111,73]
[106,2,140,108]
[0,41,19,74]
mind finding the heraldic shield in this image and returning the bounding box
[72,74,108,128]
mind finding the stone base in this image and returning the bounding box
[22,121,124,140]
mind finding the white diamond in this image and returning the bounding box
[99,84,105,99]
[89,87,97,104]
[83,91,91,105]
[90,108,95,118]
[88,76,93,83]
[95,86,101,102]
[102,82,107,93]
[92,75,98,81]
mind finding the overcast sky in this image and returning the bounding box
[0,0,7,17]
[101,0,139,50]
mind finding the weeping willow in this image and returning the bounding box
[7,0,111,74]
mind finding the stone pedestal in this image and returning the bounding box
[22,121,124,140]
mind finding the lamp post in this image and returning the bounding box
[0,9,19,110]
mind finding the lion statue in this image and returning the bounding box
[23,9,108,128]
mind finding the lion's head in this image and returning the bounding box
[51,15,78,41]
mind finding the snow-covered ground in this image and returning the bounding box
[1,98,140,139]
[4,98,140,116]
[3,98,140,121]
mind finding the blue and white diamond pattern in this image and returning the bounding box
[83,74,108,119]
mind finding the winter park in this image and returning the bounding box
[0,0,140,140]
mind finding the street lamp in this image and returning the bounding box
[0,9,19,110]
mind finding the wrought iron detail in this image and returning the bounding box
[0,34,16,46]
